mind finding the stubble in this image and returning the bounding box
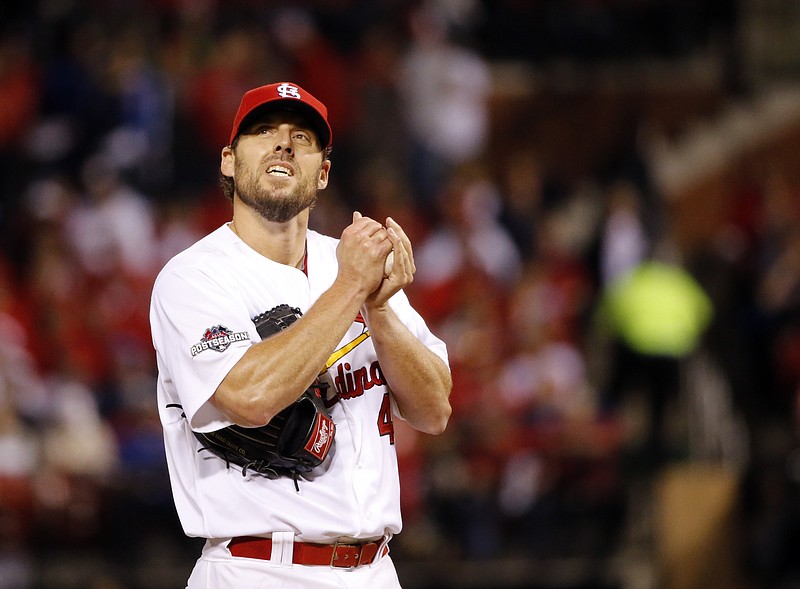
[234,157,320,223]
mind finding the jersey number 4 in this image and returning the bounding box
[377,393,395,444]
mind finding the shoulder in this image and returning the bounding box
[153,225,238,291]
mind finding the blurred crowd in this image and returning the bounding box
[0,1,798,588]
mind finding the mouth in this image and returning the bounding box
[266,164,294,178]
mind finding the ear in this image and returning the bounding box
[220,145,235,178]
[317,159,331,190]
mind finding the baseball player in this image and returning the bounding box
[149,81,452,588]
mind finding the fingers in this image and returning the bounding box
[352,211,383,237]
[346,212,410,270]
[385,217,415,275]
[361,216,415,307]
[338,212,392,287]
[352,211,386,242]
[385,217,403,245]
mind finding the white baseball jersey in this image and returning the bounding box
[150,224,448,543]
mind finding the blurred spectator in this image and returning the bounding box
[597,179,652,288]
[498,295,594,426]
[347,21,409,211]
[755,168,800,411]
[104,23,176,193]
[496,148,551,262]
[153,199,205,267]
[415,165,522,293]
[65,153,158,279]
[40,376,120,480]
[36,13,119,175]
[0,257,48,587]
[24,179,112,383]
[0,32,39,207]
[0,260,49,425]
[398,0,492,205]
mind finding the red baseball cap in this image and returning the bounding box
[228,82,332,149]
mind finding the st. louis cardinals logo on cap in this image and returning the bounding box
[190,325,250,357]
[275,83,302,100]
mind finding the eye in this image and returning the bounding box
[293,130,313,145]
[245,123,275,137]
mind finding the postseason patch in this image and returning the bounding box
[191,325,250,356]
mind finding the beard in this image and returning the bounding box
[233,157,320,223]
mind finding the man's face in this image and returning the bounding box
[221,110,330,222]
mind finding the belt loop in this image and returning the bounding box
[377,533,392,560]
[270,531,295,566]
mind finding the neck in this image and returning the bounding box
[230,208,309,268]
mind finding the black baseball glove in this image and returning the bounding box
[171,304,336,488]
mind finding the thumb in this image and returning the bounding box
[353,211,362,222]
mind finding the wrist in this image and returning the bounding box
[362,301,391,323]
[331,275,372,302]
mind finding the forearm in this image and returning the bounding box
[214,279,367,426]
[363,304,452,435]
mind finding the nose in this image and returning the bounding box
[274,126,293,155]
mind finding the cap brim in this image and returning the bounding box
[236,99,331,149]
